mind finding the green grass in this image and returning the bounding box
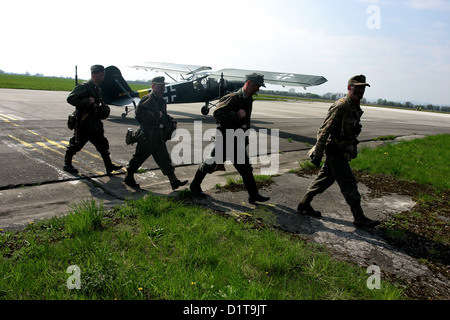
[0,74,81,91]
[0,197,403,300]
[0,73,150,92]
[351,134,450,190]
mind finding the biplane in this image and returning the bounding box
[98,62,327,117]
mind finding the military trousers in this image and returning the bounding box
[127,129,174,176]
[199,136,258,196]
[66,128,110,159]
[300,150,363,214]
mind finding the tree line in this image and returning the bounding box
[263,89,449,113]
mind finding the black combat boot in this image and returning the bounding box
[63,152,78,174]
[189,169,207,197]
[352,206,380,228]
[102,154,123,174]
[168,172,188,190]
[297,203,322,218]
[242,172,270,204]
[124,170,140,188]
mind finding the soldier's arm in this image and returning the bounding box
[67,84,91,110]
[313,102,344,157]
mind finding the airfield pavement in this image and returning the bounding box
[0,88,449,298]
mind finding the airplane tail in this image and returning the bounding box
[100,66,138,106]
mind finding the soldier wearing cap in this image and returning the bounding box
[296,74,380,228]
[124,76,188,190]
[64,65,122,174]
[189,72,270,205]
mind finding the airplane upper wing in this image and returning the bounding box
[210,68,327,88]
[130,62,212,75]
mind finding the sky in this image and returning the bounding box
[1,0,449,106]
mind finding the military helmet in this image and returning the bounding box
[98,104,111,119]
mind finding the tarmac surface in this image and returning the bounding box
[1,88,449,296]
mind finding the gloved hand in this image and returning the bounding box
[310,154,322,167]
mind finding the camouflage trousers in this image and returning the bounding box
[300,150,363,215]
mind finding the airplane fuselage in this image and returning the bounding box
[136,77,244,104]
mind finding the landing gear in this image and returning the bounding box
[201,103,210,115]
[122,101,137,118]
[121,106,129,118]
[201,101,218,115]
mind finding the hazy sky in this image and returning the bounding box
[1,0,449,105]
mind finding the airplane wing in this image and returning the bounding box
[210,68,327,88]
[130,62,212,76]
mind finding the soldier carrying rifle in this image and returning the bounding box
[64,65,122,174]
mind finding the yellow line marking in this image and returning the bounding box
[0,113,18,121]
[8,135,35,149]
[1,115,101,161]
[4,117,121,175]
[0,115,20,127]
[59,140,103,160]
[35,142,65,156]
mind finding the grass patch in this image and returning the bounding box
[372,135,397,141]
[0,195,403,300]
[217,175,275,192]
[0,74,82,91]
[352,134,450,191]
[0,73,152,92]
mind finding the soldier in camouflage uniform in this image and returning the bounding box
[297,75,380,228]
[124,76,188,190]
[189,73,270,205]
[64,65,122,174]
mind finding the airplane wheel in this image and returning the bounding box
[201,106,209,115]
[121,113,127,118]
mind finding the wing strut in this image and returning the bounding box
[201,73,225,115]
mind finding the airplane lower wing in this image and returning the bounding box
[210,69,327,88]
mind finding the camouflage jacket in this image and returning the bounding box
[66,80,104,131]
[310,94,363,159]
[135,92,173,139]
[213,88,253,130]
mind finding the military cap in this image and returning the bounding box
[246,72,266,87]
[90,65,105,73]
[348,74,370,87]
[151,76,167,85]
